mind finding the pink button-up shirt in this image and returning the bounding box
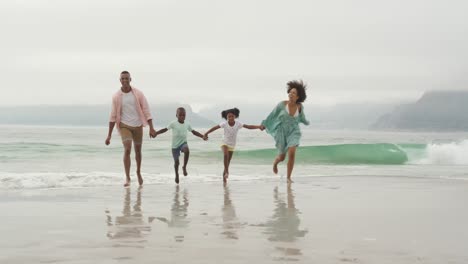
[109,86,153,130]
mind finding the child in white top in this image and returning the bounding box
[204,108,264,182]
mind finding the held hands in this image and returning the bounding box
[149,128,157,138]
[203,133,209,141]
[259,125,266,131]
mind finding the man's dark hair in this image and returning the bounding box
[221,108,240,119]
[287,80,307,103]
[121,71,130,75]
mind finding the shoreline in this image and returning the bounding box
[1,176,468,263]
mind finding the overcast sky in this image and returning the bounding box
[2,0,467,110]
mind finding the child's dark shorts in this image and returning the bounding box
[172,142,188,161]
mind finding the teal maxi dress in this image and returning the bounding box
[262,101,310,154]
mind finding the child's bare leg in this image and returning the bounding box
[222,146,229,182]
[273,153,286,174]
[182,146,189,176]
[123,140,132,187]
[286,146,297,183]
[174,160,180,184]
[134,143,143,185]
[226,151,234,179]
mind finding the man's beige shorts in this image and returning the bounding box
[120,123,143,145]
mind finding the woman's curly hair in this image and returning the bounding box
[287,80,307,103]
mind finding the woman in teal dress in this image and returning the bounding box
[261,80,309,182]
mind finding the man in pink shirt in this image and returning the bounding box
[105,71,156,187]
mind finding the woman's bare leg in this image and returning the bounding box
[286,146,297,183]
[273,153,286,174]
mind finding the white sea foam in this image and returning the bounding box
[0,170,278,190]
[413,140,468,165]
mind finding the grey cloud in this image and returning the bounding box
[2,0,467,106]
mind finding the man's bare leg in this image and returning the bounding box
[134,143,143,185]
[123,140,132,187]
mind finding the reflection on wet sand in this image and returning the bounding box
[105,187,155,248]
[157,185,190,242]
[264,183,308,261]
[221,183,241,240]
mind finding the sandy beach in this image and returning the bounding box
[1,175,468,264]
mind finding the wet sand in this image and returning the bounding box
[1,175,468,263]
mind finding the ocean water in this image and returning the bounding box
[1,125,468,189]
